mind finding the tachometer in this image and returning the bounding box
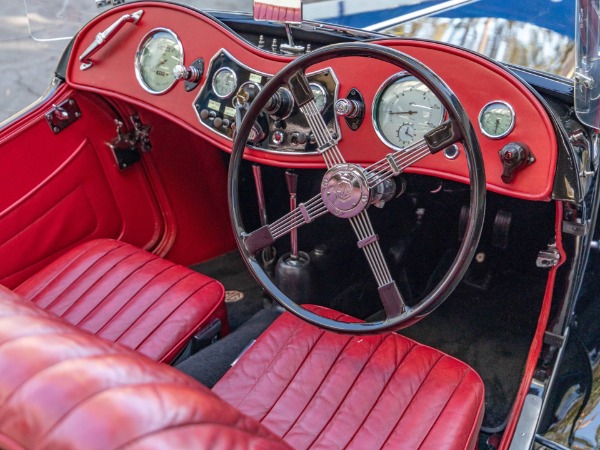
[135,28,183,94]
[373,74,445,150]
[309,82,328,112]
[479,101,515,139]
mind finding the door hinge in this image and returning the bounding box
[106,114,151,170]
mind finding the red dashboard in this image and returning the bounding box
[66,2,558,201]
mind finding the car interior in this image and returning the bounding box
[0,1,584,449]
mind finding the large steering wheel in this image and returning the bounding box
[229,42,486,334]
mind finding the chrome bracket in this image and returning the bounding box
[80,9,143,70]
[536,243,560,268]
[106,114,151,170]
[574,71,594,89]
[45,98,82,134]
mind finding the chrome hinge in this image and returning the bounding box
[536,243,560,268]
[575,72,594,89]
[45,98,81,134]
[106,114,151,170]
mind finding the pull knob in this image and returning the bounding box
[335,98,363,119]
[498,142,534,183]
[173,64,201,83]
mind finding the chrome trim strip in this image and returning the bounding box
[363,0,479,32]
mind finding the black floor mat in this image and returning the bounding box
[190,251,266,331]
[398,273,545,430]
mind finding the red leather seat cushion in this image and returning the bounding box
[0,286,290,450]
[14,239,227,363]
[213,305,485,450]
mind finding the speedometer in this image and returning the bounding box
[135,28,183,94]
[373,74,445,150]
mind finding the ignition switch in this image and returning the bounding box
[498,142,535,183]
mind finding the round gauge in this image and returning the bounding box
[479,101,515,139]
[135,28,183,94]
[373,74,445,150]
[212,67,238,99]
[309,83,328,112]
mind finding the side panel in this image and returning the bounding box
[0,86,164,287]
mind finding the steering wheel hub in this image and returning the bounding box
[321,164,370,219]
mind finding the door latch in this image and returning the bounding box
[45,98,82,134]
[106,114,151,170]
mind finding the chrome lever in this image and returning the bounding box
[79,9,144,71]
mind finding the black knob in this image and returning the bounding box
[200,109,210,120]
[498,142,533,183]
[264,88,294,118]
[291,132,307,145]
[214,117,223,128]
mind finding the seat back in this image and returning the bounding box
[0,286,290,450]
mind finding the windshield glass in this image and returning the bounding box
[22,0,575,76]
[304,0,575,77]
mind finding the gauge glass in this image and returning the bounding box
[135,29,183,94]
[310,83,328,112]
[374,74,445,150]
[479,101,515,138]
[213,67,238,98]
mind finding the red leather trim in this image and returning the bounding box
[214,304,484,450]
[67,3,556,201]
[0,285,290,450]
[499,201,565,448]
[15,239,228,363]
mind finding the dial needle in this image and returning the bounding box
[387,110,418,115]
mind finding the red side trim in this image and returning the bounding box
[499,201,565,448]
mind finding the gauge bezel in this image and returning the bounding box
[134,28,184,95]
[478,100,516,139]
[212,67,239,99]
[372,72,446,151]
[309,82,328,113]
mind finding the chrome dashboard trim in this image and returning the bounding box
[193,48,340,156]
[372,72,446,152]
[134,27,183,95]
[478,100,516,139]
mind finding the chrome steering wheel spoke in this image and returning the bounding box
[288,70,345,169]
[243,193,328,255]
[349,210,406,317]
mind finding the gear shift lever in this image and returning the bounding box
[275,170,313,303]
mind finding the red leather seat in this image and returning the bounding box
[0,266,484,449]
[0,286,289,450]
[13,239,227,363]
[213,305,484,450]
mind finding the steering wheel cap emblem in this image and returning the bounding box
[321,164,370,218]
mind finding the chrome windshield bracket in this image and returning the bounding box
[79,9,144,71]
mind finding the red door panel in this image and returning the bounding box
[0,85,165,287]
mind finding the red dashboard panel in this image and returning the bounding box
[67,2,557,201]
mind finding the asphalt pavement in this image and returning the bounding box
[0,0,256,123]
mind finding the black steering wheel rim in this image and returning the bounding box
[229,42,486,334]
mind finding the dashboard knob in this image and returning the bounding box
[213,117,223,128]
[335,98,363,119]
[264,88,294,119]
[290,132,307,145]
[498,142,534,183]
[173,64,201,83]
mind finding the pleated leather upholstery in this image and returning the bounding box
[15,239,227,363]
[0,286,291,450]
[213,305,485,450]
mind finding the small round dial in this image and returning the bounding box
[374,74,445,150]
[212,67,238,98]
[479,101,515,138]
[135,29,183,94]
[310,83,328,112]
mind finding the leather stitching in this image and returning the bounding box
[304,333,391,449]
[379,354,444,448]
[16,240,115,301]
[112,271,196,344]
[91,264,179,336]
[278,333,355,440]
[415,363,470,450]
[344,341,419,448]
